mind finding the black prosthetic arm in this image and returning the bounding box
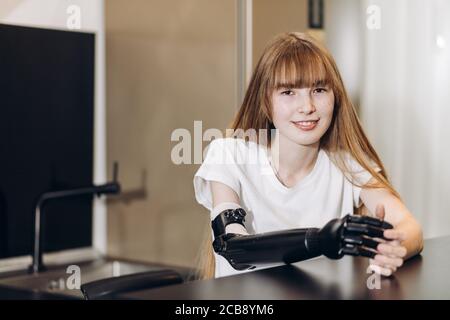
[212,228,321,270]
[211,209,393,271]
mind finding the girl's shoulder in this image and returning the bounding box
[325,149,381,184]
[324,149,363,168]
[206,137,246,150]
[207,137,258,149]
[205,137,262,161]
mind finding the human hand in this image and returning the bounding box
[369,204,407,276]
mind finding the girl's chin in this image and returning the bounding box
[290,130,322,145]
[276,129,323,147]
[286,134,321,147]
[294,139,321,147]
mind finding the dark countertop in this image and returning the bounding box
[121,236,450,300]
[0,286,75,300]
[0,257,193,300]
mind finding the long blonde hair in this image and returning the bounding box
[195,32,400,280]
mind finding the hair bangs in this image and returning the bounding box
[271,45,333,90]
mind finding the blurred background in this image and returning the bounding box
[0,0,449,274]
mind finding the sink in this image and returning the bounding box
[0,258,191,299]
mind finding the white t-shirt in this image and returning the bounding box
[193,137,377,278]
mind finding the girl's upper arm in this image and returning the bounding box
[210,180,240,208]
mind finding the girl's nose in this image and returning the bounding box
[296,94,316,114]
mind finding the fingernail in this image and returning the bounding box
[383,269,392,277]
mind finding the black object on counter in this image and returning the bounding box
[80,269,183,300]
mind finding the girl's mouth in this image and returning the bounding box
[292,120,319,131]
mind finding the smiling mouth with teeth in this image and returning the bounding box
[292,120,319,131]
[295,121,317,124]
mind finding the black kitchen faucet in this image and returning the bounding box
[29,163,121,274]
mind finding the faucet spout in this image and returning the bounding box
[29,162,121,274]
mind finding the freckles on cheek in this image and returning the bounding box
[272,102,291,121]
[273,109,291,124]
[326,94,335,115]
[316,97,334,118]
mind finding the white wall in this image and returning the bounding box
[325,0,450,239]
[360,0,450,238]
[0,0,107,253]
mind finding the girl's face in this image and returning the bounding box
[271,83,335,146]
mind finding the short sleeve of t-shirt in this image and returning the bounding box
[344,154,381,208]
[193,139,241,212]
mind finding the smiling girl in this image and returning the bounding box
[193,32,423,279]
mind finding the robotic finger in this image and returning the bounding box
[341,244,377,258]
[346,214,393,229]
[342,234,380,250]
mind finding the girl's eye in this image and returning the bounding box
[313,87,327,94]
[280,90,294,95]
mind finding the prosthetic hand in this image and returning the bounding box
[211,208,393,271]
